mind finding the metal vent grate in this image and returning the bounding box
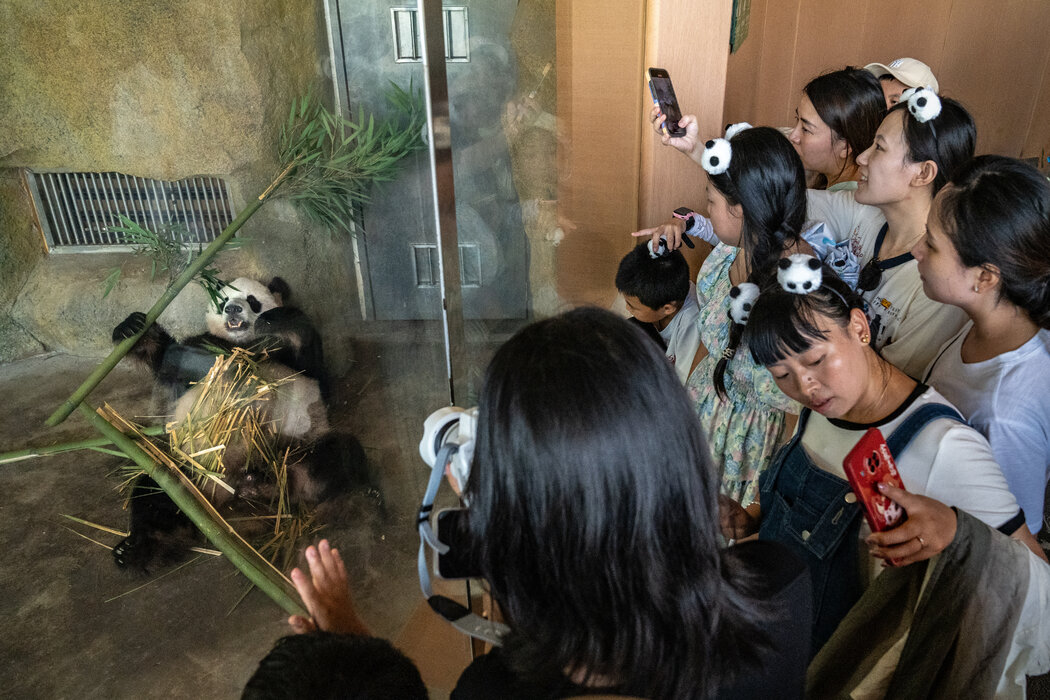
[28,171,235,250]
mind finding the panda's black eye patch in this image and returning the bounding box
[247,296,262,313]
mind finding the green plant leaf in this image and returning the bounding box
[102,267,122,299]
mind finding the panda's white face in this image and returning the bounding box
[205,278,281,343]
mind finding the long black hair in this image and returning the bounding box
[804,67,887,185]
[744,265,865,367]
[708,126,808,397]
[889,95,976,195]
[937,155,1050,328]
[466,308,769,699]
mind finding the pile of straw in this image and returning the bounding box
[119,348,321,570]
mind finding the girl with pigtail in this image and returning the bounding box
[916,155,1050,536]
[720,256,1048,691]
[661,124,828,506]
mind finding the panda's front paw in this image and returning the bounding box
[112,534,151,571]
[113,312,148,342]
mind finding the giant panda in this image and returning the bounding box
[110,276,368,571]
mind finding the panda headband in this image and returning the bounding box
[900,86,941,124]
[727,254,828,326]
[701,122,753,176]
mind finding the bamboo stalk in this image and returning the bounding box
[77,402,307,616]
[0,425,166,465]
[46,164,296,428]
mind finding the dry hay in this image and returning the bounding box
[117,348,322,570]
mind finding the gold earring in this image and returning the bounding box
[861,334,870,344]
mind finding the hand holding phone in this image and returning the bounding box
[647,67,686,137]
[843,428,907,532]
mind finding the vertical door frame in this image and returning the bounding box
[322,0,377,322]
[322,0,468,405]
[418,0,468,406]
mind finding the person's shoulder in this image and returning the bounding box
[914,390,996,460]
[678,282,700,318]
[805,187,878,217]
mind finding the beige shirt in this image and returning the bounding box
[806,189,968,378]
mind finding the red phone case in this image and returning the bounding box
[842,428,907,532]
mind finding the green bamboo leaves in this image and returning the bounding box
[103,215,245,312]
[278,82,425,233]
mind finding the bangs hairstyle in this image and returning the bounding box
[615,243,690,309]
[744,268,864,367]
[466,308,769,699]
[889,96,975,194]
[804,67,887,174]
[938,155,1050,329]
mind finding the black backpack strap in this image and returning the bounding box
[884,403,965,458]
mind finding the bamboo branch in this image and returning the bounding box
[77,402,307,616]
[46,165,296,428]
[0,425,166,465]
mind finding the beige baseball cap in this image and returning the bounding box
[863,57,939,93]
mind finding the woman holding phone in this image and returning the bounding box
[718,257,1045,652]
[645,89,972,378]
[652,66,884,191]
[638,124,823,506]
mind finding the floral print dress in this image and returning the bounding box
[686,243,800,505]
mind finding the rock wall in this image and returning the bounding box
[0,0,360,373]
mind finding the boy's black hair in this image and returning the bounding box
[241,632,427,700]
[615,243,690,310]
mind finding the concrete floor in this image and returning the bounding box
[0,326,481,699]
[2,331,1049,699]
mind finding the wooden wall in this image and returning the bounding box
[554,0,647,307]
[723,0,1050,159]
[554,0,733,307]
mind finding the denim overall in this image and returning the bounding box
[758,402,964,654]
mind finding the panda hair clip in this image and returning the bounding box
[700,122,753,176]
[728,282,760,325]
[648,237,670,259]
[777,254,823,294]
[901,86,941,123]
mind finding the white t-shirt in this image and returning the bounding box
[660,282,701,384]
[799,386,1023,576]
[806,190,969,378]
[926,324,1050,534]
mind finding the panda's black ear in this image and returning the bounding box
[268,277,292,306]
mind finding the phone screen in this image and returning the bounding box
[435,508,481,580]
[648,69,685,137]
